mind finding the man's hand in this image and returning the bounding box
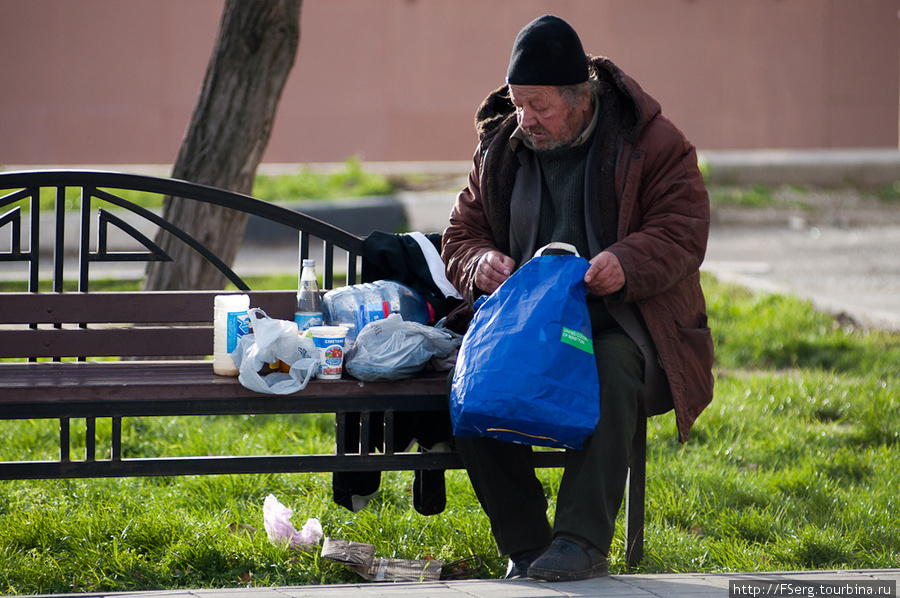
[475,251,516,294]
[584,251,625,296]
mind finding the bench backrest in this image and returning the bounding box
[1,290,297,360]
[0,170,368,360]
[0,170,365,292]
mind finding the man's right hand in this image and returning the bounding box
[475,251,516,294]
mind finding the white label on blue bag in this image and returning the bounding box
[226,310,250,353]
[561,327,593,354]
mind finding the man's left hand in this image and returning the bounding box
[584,251,625,296]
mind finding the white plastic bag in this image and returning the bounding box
[262,494,323,550]
[344,313,462,381]
[230,308,319,394]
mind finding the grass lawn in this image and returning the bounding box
[1,274,899,593]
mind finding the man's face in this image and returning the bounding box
[509,85,590,151]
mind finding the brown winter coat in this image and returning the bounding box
[441,56,714,442]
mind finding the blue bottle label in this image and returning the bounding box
[357,300,391,330]
[295,312,324,331]
[226,310,250,353]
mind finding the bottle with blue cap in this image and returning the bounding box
[295,259,324,331]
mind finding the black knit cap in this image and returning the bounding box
[506,15,589,86]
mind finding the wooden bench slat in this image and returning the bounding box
[1,290,297,325]
[0,327,214,359]
[0,289,300,359]
[0,362,450,407]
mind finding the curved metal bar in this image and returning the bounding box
[0,170,368,289]
[0,187,33,210]
[91,187,247,290]
[0,170,365,254]
[96,208,172,262]
[0,207,25,260]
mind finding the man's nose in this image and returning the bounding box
[518,107,538,129]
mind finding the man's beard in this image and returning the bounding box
[525,120,583,152]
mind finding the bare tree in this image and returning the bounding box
[144,0,302,291]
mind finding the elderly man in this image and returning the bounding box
[441,15,715,581]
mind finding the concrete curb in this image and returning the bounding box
[699,148,900,187]
[243,195,407,243]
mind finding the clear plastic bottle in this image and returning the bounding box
[295,259,324,331]
[323,280,432,341]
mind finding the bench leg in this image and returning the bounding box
[625,415,647,568]
[336,413,347,455]
[85,418,96,461]
[336,411,392,456]
[112,417,122,460]
[359,412,371,456]
[59,418,70,463]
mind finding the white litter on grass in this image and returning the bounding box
[262,494,323,550]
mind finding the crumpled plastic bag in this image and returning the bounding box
[230,308,319,394]
[344,313,462,381]
[262,494,323,550]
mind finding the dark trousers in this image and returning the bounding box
[454,326,644,556]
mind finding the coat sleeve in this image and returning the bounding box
[606,116,710,303]
[441,147,505,305]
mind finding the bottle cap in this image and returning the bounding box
[302,259,316,268]
[214,293,249,309]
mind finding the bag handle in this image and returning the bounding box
[533,242,580,258]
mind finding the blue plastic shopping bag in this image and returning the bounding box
[449,251,600,450]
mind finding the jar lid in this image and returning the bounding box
[214,294,249,308]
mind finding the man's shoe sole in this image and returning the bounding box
[526,536,609,582]
[527,561,609,582]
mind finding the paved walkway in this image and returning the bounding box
[703,223,900,332]
[26,569,900,598]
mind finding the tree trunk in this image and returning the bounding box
[143,0,302,291]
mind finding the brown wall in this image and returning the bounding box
[1,0,898,166]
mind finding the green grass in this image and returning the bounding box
[252,157,394,202]
[2,274,900,592]
[877,180,900,203]
[709,184,778,208]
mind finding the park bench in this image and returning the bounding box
[0,169,646,567]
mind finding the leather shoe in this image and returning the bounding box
[527,536,608,582]
[505,546,549,579]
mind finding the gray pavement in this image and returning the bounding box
[704,223,900,332]
[23,568,900,598]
